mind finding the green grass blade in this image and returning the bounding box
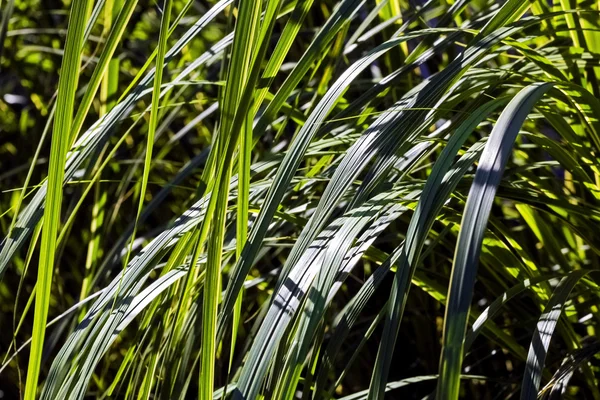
[71,0,139,141]
[368,98,509,400]
[0,0,232,280]
[436,83,553,399]
[135,0,172,223]
[23,0,94,398]
[200,0,262,398]
[520,270,593,399]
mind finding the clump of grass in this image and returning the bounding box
[1,0,600,399]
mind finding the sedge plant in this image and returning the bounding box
[1,0,600,398]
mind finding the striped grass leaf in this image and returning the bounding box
[520,269,596,399]
[71,0,140,141]
[220,26,467,346]
[541,338,600,397]
[23,0,94,398]
[39,158,282,398]
[125,0,173,265]
[0,0,233,279]
[367,97,509,399]
[199,0,263,398]
[437,82,554,399]
[341,375,489,400]
[231,0,282,378]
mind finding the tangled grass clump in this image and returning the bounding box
[1,0,600,398]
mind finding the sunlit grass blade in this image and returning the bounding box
[23,0,94,398]
[368,97,508,399]
[437,83,553,399]
[129,0,172,246]
[341,375,488,400]
[199,0,263,398]
[0,0,233,279]
[521,270,593,399]
[541,336,600,398]
[71,0,139,140]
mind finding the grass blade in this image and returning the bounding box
[436,83,553,399]
[521,270,592,399]
[23,0,93,398]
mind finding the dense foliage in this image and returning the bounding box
[2,0,600,398]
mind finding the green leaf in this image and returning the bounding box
[436,82,553,399]
[521,270,593,399]
[24,0,94,398]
